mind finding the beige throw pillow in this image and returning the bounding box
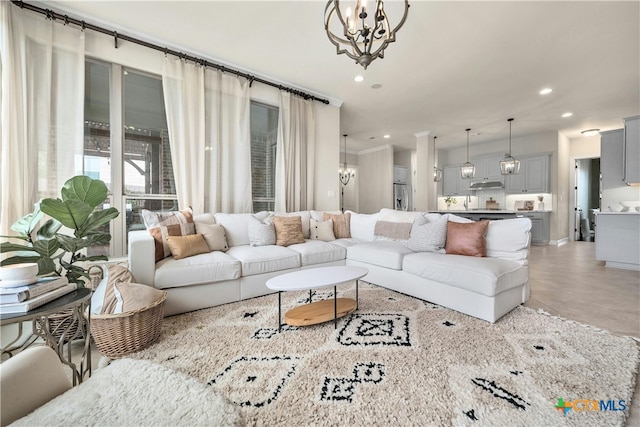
[142,208,195,262]
[116,282,166,313]
[272,216,305,246]
[310,218,335,241]
[165,234,211,260]
[323,212,351,239]
[195,222,229,252]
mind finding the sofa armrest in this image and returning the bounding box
[1,346,71,426]
[128,230,156,286]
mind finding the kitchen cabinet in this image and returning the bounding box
[623,115,640,184]
[443,165,471,196]
[506,154,550,194]
[471,156,504,181]
[596,212,640,270]
[519,211,550,245]
[600,129,624,190]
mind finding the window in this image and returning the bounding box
[84,60,176,257]
[250,102,279,212]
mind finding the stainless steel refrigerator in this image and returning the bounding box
[393,183,412,211]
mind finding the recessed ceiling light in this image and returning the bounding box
[562,112,573,118]
[383,134,391,139]
[539,88,553,95]
[371,83,382,89]
[581,129,600,137]
[354,75,365,82]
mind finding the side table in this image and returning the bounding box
[0,288,92,385]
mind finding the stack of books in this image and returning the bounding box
[0,277,77,315]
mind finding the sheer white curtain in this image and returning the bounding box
[275,92,316,212]
[0,2,85,236]
[161,58,206,213]
[204,70,252,213]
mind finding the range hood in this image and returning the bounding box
[468,181,504,190]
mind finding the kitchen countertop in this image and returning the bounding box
[432,210,552,214]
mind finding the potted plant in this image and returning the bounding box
[0,175,120,286]
[444,196,457,210]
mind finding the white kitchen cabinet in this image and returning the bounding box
[596,212,640,270]
[443,165,471,196]
[506,154,550,194]
[600,129,624,189]
[472,156,504,181]
[623,115,640,184]
[519,211,550,245]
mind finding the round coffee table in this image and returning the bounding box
[265,266,368,332]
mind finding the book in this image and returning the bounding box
[0,277,69,304]
[0,282,77,314]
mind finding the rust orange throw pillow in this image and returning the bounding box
[445,220,490,257]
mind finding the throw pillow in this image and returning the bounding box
[142,208,195,262]
[248,217,276,247]
[310,218,335,241]
[195,222,229,252]
[445,220,490,257]
[165,234,211,260]
[116,282,166,314]
[406,215,448,253]
[91,263,135,315]
[323,212,351,239]
[374,221,412,240]
[272,216,305,246]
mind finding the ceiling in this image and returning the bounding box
[47,0,640,152]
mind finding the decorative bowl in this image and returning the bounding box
[0,263,39,282]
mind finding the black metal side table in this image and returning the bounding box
[0,288,92,385]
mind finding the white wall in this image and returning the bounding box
[358,145,393,214]
[83,29,341,212]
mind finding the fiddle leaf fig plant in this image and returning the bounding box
[0,175,120,285]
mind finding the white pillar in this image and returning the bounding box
[415,131,436,211]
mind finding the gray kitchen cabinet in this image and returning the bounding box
[623,115,640,184]
[443,165,471,196]
[472,156,504,181]
[600,129,624,190]
[519,211,550,245]
[506,154,550,194]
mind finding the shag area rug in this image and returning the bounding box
[131,282,638,426]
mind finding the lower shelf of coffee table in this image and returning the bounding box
[285,298,356,327]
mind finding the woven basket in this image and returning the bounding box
[90,290,167,359]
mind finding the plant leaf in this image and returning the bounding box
[1,255,42,266]
[40,198,92,230]
[33,239,60,258]
[37,257,57,275]
[77,208,120,236]
[55,235,78,253]
[61,175,108,209]
[36,219,62,240]
[0,242,36,253]
[10,206,44,236]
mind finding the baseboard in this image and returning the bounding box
[549,237,569,246]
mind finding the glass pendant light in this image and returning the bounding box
[460,128,475,179]
[433,136,443,182]
[500,118,521,175]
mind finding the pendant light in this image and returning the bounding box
[339,134,353,186]
[460,128,475,179]
[433,136,443,182]
[500,118,521,175]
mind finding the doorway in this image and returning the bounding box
[573,158,601,242]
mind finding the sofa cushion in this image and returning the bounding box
[214,213,260,247]
[445,220,489,257]
[142,208,195,262]
[273,211,311,239]
[226,245,300,277]
[165,234,211,260]
[248,217,276,247]
[485,218,532,265]
[330,238,360,249]
[402,252,527,297]
[272,216,305,246]
[346,211,378,242]
[310,218,335,241]
[287,240,346,266]
[347,241,413,270]
[323,212,351,238]
[154,251,241,289]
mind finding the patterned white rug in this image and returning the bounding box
[131,282,638,426]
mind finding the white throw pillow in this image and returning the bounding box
[347,211,378,242]
[248,217,276,247]
[310,218,335,241]
[406,215,448,253]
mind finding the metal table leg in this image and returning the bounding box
[334,285,337,329]
[356,279,359,310]
[278,291,282,333]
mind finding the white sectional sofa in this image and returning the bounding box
[128,208,532,322]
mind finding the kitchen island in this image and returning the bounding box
[595,212,640,271]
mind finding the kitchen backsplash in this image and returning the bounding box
[437,192,553,211]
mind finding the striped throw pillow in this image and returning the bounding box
[142,207,195,262]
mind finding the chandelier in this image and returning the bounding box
[324,0,410,69]
[500,118,521,175]
[460,128,475,179]
[339,134,355,186]
[433,136,443,182]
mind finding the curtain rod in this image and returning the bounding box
[10,0,330,105]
